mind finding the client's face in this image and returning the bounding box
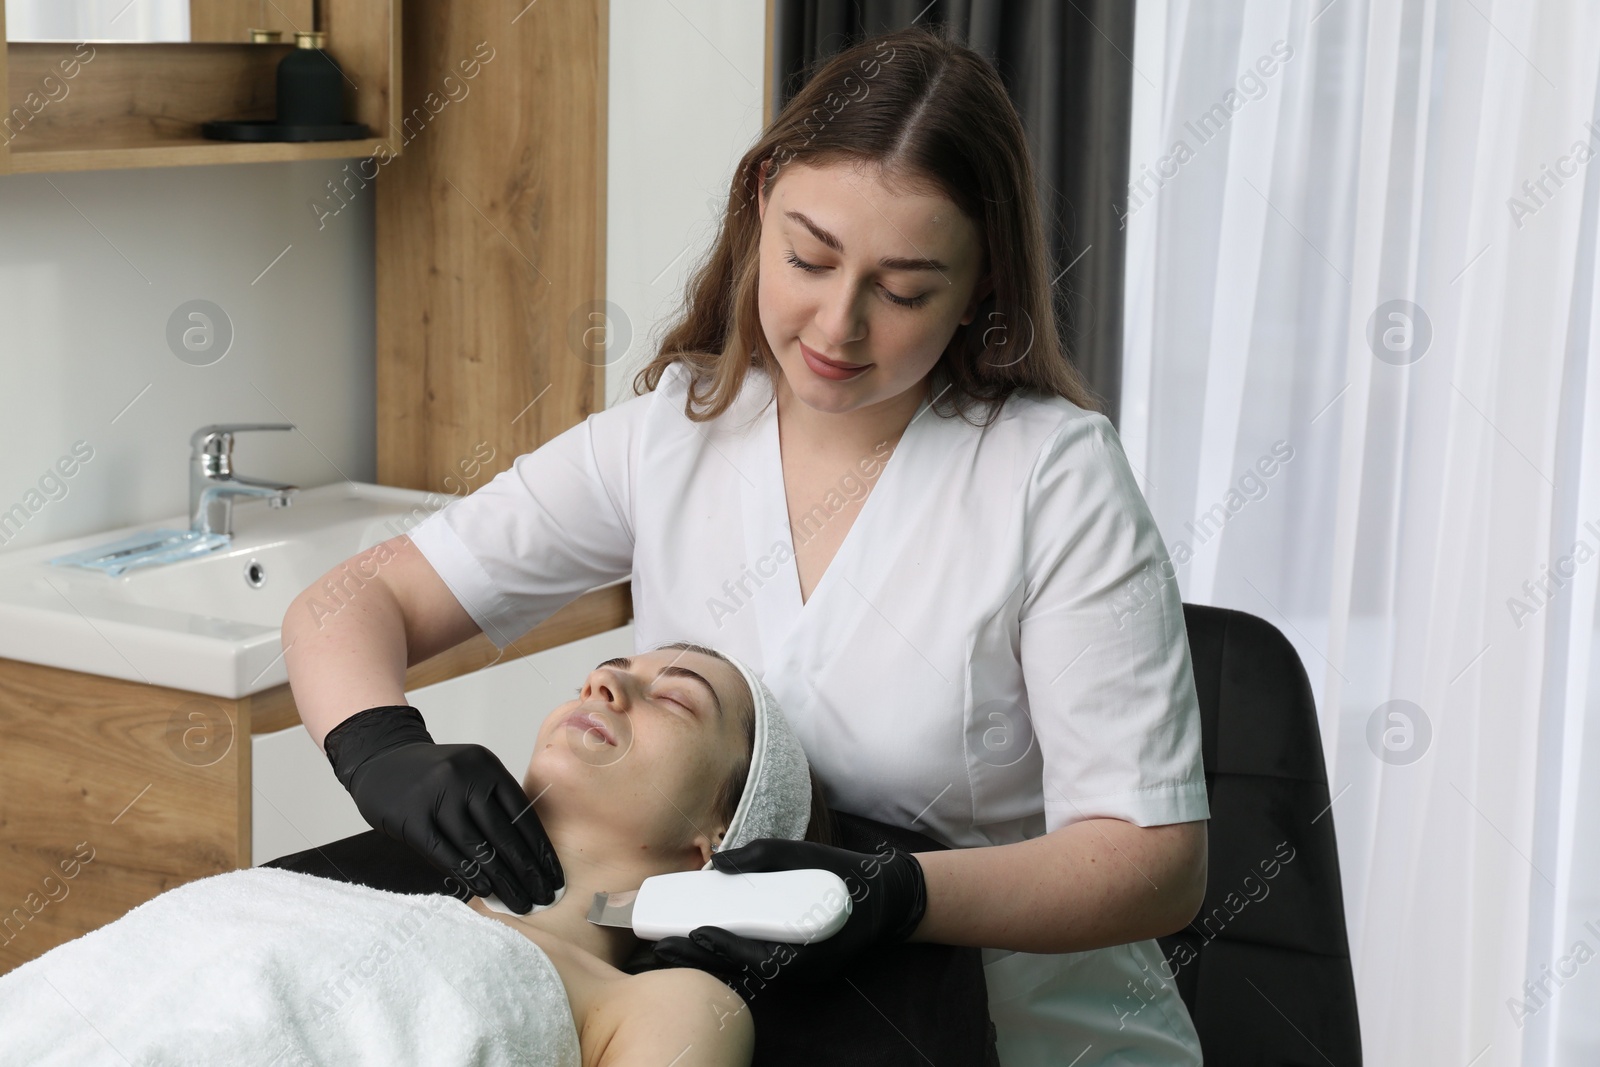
[523,648,751,864]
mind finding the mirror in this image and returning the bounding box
[4,1,315,44]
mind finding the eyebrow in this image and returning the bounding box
[784,210,950,273]
[595,656,723,721]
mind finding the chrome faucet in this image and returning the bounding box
[190,424,299,538]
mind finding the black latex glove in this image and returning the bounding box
[323,705,562,913]
[650,838,927,987]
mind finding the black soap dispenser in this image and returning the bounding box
[202,23,371,142]
[277,30,343,127]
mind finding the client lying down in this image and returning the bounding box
[0,643,832,1067]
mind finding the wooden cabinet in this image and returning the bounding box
[0,0,399,174]
[0,583,630,975]
[0,660,252,974]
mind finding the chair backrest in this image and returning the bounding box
[1158,603,1363,1065]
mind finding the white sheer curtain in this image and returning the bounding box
[1122,1,1600,1064]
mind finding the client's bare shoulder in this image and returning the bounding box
[464,900,753,1066]
[578,965,753,1067]
[526,931,754,1067]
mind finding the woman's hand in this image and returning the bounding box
[650,838,927,986]
[323,705,563,913]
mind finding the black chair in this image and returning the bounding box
[1162,603,1363,1065]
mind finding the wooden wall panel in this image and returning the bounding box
[322,0,401,142]
[375,0,608,493]
[0,0,9,175]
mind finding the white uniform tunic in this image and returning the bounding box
[408,360,1211,1065]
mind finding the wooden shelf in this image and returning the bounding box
[0,1,400,175]
[6,136,392,174]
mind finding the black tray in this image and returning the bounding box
[201,119,371,143]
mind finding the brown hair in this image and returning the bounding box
[632,24,1100,428]
[654,642,837,848]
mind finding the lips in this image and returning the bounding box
[799,340,871,381]
[562,711,616,747]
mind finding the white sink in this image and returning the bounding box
[0,482,440,698]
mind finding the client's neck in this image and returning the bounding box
[479,816,710,969]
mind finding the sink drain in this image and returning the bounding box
[244,558,267,589]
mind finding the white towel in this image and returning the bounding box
[708,651,813,857]
[0,866,581,1067]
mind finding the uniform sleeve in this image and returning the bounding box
[1018,410,1210,833]
[404,391,648,650]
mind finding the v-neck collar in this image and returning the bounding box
[738,369,939,664]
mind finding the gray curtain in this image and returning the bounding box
[772,0,1136,428]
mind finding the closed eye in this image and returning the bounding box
[576,684,695,715]
[784,249,930,309]
[654,689,697,716]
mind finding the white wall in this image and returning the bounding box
[0,159,377,555]
[603,0,768,406]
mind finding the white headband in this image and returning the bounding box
[707,651,813,858]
